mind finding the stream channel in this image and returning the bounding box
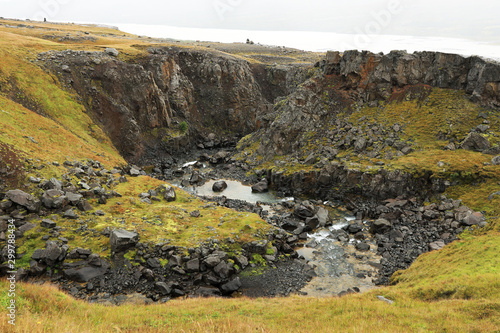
[174,161,382,297]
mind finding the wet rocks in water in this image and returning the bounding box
[212,180,228,192]
[293,201,315,219]
[189,171,204,185]
[251,178,269,193]
[110,229,139,253]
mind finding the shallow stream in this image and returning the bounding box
[175,161,381,296]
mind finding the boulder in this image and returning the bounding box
[460,132,490,152]
[251,179,269,193]
[370,218,392,234]
[195,286,221,297]
[156,184,176,202]
[204,255,221,268]
[5,190,40,212]
[41,219,56,228]
[63,262,109,282]
[63,209,78,219]
[105,48,119,57]
[214,261,231,279]
[155,282,171,296]
[146,258,162,268]
[129,167,141,176]
[186,258,200,272]
[221,277,241,293]
[293,201,315,219]
[66,192,83,205]
[244,240,268,255]
[304,216,319,231]
[190,210,201,218]
[234,255,248,269]
[110,229,139,253]
[189,171,204,184]
[168,255,182,267]
[316,207,330,227]
[492,155,500,165]
[210,150,229,164]
[42,189,68,209]
[429,240,445,251]
[37,241,67,266]
[355,242,370,251]
[77,199,93,212]
[212,181,228,192]
[461,211,485,226]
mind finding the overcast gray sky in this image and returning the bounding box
[0,0,499,41]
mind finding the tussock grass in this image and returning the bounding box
[0,280,498,333]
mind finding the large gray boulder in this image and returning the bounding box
[155,184,176,202]
[212,181,228,192]
[460,132,490,152]
[104,47,119,57]
[251,179,269,193]
[5,189,40,212]
[110,229,139,253]
[221,277,241,293]
[63,258,110,282]
[370,218,392,234]
[41,189,68,209]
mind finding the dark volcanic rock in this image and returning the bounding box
[156,184,176,202]
[251,179,269,193]
[212,180,228,192]
[370,218,392,234]
[41,189,68,209]
[221,277,242,293]
[460,132,491,152]
[64,260,109,282]
[41,219,56,228]
[110,229,139,253]
[5,190,40,212]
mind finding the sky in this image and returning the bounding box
[0,0,499,42]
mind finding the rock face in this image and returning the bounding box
[41,47,270,162]
[322,50,500,107]
[237,50,500,165]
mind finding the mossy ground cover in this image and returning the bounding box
[16,175,272,267]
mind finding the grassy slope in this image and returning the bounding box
[0,19,498,332]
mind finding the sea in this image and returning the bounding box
[105,23,500,61]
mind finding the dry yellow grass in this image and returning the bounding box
[0,280,498,333]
